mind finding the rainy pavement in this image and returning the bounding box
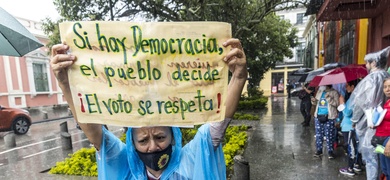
[243,96,366,180]
[0,118,122,179]
[0,96,370,179]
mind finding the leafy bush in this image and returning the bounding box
[180,125,199,145]
[237,96,267,111]
[49,148,98,177]
[233,112,259,120]
[222,125,248,167]
[246,87,264,99]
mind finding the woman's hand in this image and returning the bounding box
[50,43,103,150]
[222,38,247,119]
[50,43,77,88]
[223,39,247,80]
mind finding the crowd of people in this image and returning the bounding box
[296,46,390,179]
[51,27,390,179]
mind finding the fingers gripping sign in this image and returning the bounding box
[50,44,77,85]
[223,38,247,79]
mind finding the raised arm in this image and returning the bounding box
[210,38,247,148]
[51,44,103,150]
[223,39,248,118]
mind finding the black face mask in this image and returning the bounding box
[136,144,172,171]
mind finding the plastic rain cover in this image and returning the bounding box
[347,46,390,180]
[97,124,226,180]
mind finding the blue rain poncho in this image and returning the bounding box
[97,124,226,180]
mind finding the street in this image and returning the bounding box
[0,118,122,179]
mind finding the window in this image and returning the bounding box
[33,63,49,92]
[26,51,53,96]
[325,21,336,64]
[296,13,304,24]
[296,43,305,63]
[339,20,355,64]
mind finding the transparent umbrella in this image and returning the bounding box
[0,7,43,57]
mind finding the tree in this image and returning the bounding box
[43,0,306,96]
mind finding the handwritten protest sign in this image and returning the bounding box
[59,21,231,127]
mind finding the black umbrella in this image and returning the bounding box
[0,7,43,57]
[299,62,346,82]
[298,68,324,82]
[290,67,313,76]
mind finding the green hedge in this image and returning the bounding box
[49,148,97,176]
[237,96,267,111]
[233,112,259,120]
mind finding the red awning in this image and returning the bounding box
[317,0,390,21]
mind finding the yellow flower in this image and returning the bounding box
[158,154,170,169]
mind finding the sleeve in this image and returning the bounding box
[326,90,339,107]
[209,118,232,148]
[97,127,130,180]
[343,100,353,118]
[179,124,226,180]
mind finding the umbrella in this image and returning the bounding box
[299,62,346,82]
[308,64,368,87]
[289,67,312,84]
[290,67,313,76]
[298,67,324,82]
[0,7,43,57]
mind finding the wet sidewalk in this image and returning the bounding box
[2,97,370,179]
[27,104,71,123]
[243,96,366,180]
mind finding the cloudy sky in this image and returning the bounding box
[1,0,60,21]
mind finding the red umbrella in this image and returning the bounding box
[309,64,368,87]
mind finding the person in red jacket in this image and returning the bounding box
[374,77,390,180]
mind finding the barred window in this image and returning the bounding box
[325,21,336,64]
[33,63,49,92]
[26,51,52,96]
[296,13,307,24]
[339,20,355,64]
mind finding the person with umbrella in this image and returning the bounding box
[298,82,315,126]
[312,84,340,159]
[348,46,390,180]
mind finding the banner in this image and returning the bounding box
[59,21,231,127]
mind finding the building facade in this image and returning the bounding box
[302,15,318,69]
[260,6,309,96]
[314,0,390,57]
[0,17,65,108]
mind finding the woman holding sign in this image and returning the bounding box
[51,38,247,180]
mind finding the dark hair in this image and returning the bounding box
[326,85,332,89]
[383,77,390,84]
[347,79,360,87]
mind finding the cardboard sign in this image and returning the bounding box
[59,21,231,127]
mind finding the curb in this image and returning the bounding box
[32,116,74,125]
